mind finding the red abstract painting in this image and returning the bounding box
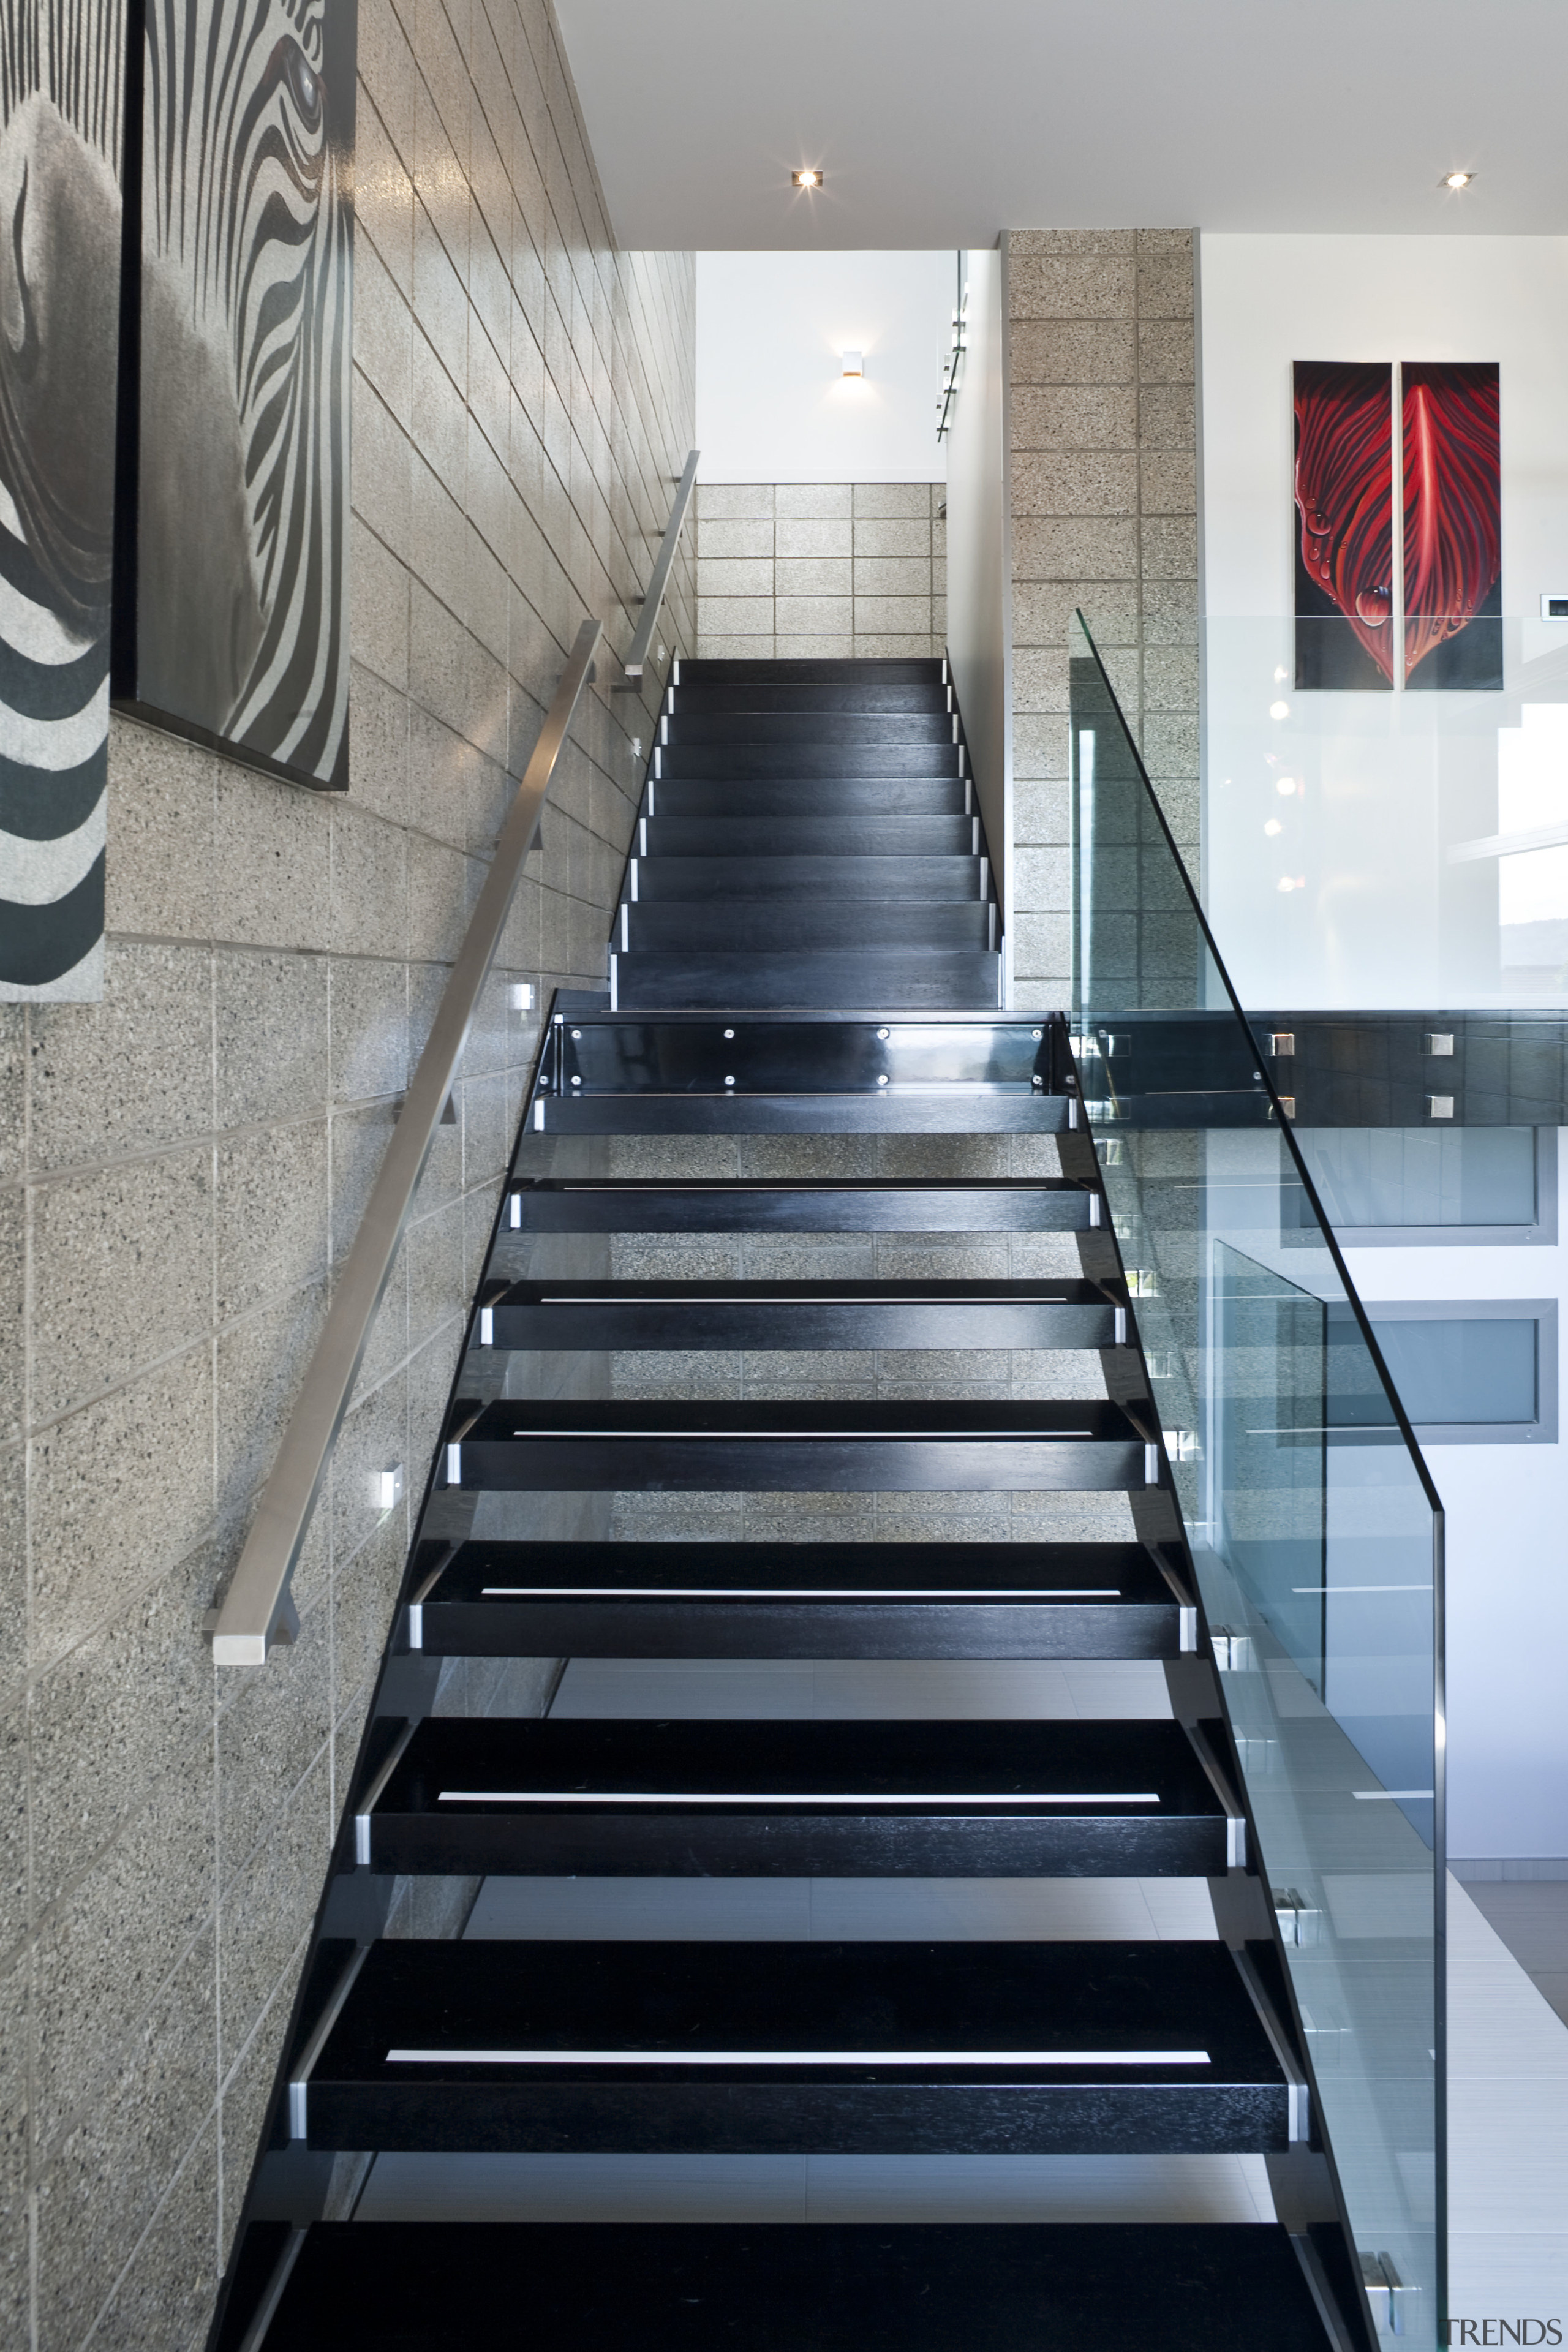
[1292,361,1396,689]
[1292,358,1502,692]
[1403,361,1502,688]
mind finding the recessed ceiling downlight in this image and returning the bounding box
[1442,171,1474,190]
[792,168,823,190]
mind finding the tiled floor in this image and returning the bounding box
[1447,1876,1568,2323]
[1462,1882,1568,2026]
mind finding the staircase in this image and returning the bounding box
[211,670,1372,2352]
[611,657,1001,1009]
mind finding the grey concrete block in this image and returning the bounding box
[696,631,776,660]
[1012,450,1137,519]
[31,1148,214,1429]
[1136,252,1196,320]
[696,597,774,636]
[1011,646,1070,713]
[1009,322,1136,387]
[1008,228,1135,258]
[853,519,930,559]
[1139,447,1197,518]
[775,484,852,520]
[853,556,931,597]
[1009,255,1135,320]
[1014,779,1072,846]
[1139,385,1196,452]
[775,556,853,597]
[775,516,852,559]
[696,484,775,520]
[217,1117,329,1321]
[851,484,933,519]
[1013,515,1137,581]
[850,597,932,635]
[1142,514,1199,580]
[697,519,774,560]
[1010,385,1136,453]
[28,1346,216,1674]
[1011,712,1071,782]
[697,556,775,598]
[775,598,853,637]
[105,718,217,943]
[774,634,854,660]
[1139,320,1195,385]
[853,633,935,659]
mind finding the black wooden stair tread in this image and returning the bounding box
[247,2220,1338,2352]
[477,1276,1121,1351]
[442,1396,1154,1493]
[361,1718,1232,1878]
[504,1177,1098,1231]
[406,1538,1189,1660]
[300,1940,1289,2154]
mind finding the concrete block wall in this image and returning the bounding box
[695,484,947,660]
[0,0,693,2342]
[1006,229,1199,1006]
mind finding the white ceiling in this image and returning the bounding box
[552,0,1568,249]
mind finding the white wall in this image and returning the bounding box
[1339,1145,1568,1862]
[1197,235,1568,1009]
[696,251,952,483]
[944,249,1011,948]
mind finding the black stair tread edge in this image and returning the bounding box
[507,1177,1090,1193]
[536,1102,1070,1133]
[424,1538,1172,1603]
[253,2222,1335,2352]
[680,659,945,679]
[375,1717,1227,1814]
[315,1942,1283,2082]
[488,1277,1114,1303]
[553,1008,1063,1023]
[453,1398,1144,1440]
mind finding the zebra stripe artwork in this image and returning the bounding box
[0,0,126,1000]
[119,0,355,791]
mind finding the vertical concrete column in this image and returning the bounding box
[1006,228,1199,1008]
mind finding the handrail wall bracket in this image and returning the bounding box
[616,449,699,689]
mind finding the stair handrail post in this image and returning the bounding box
[209,617,604,1665]
[617,448,699,687]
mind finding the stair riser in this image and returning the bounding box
[483,1304,1117,1349]
[410,1601,1183,1660]
[630,859,988,900]
[535,1099,1072,1134]
[673,687,951,713]
[613,956,1004,1012]
[680,660,943,685]
[255,2220,1358,2352]
[666,718,957,745]
[640,820,978,858]
[620,906,993,951]
[504,1188,1093,1233]
[366,1815,1229,1877]
[307,2083,1289,2157]
[653,781,968,817]
[448,1438,1148,1491]
[660,749,962,781]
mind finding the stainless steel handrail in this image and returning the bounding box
[618,448,698,685]
[210,617,603,1665]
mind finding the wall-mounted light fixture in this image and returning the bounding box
[841,349,862,377]
[791,168,823,190]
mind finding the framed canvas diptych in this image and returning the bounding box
[0,0,126,1000]
[1293,356,1502,695]
[113,0,356,790]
